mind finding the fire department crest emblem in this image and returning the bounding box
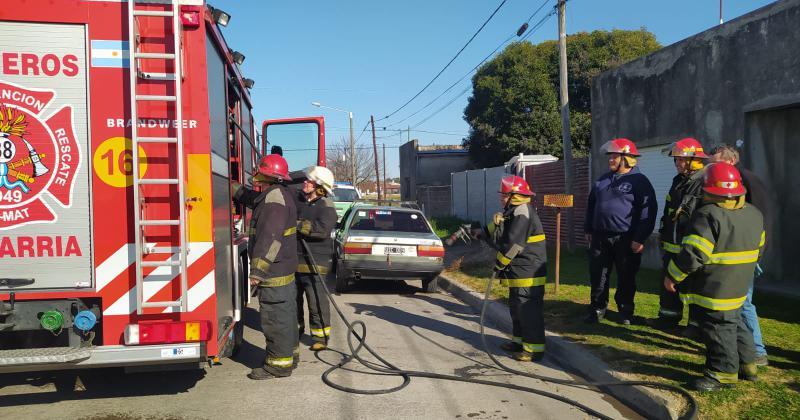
[0,81,80,230]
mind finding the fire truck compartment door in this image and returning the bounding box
[0,22,92,291]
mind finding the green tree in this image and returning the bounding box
[463,29,660,167]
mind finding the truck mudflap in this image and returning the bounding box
[0,343,205,374]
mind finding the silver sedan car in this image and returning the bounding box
[333,204,444,293]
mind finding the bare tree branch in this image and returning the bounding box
[327,137,376,188]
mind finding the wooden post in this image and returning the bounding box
[555,208,562,294]
[544,194,573,295]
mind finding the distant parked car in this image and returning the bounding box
[331,183,361,221]
[333,204,444,293]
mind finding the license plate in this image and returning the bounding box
[372,245,416,256]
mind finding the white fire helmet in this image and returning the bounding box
[303,165,335,195]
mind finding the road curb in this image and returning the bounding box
[437,271,676,420]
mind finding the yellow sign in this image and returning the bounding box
[93,137,148,188]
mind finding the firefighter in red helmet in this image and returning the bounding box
[584,138,657,325]
[491,175,547,362]
[655,138,709,329]
[664,162,764,391]
[233,154,300,380]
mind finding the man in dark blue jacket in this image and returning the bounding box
[584,138,657,325]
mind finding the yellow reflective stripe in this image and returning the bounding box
[522,342,545,353]
[707,370,738,384]
[260,274,295,287]
[284,227,297,236]
[708,249,759,265]
[759,231,765,247]
[662,241,681,254]
[680,294,747,311]
[496,252,511,266]
[500,277,546,288]
[683,234,714,257]
[512,336,522,344]
[527,234,546,243]
[297,264,329,274]
[267,356,294,367]
[310,327,331,338]
[667,260,688,283]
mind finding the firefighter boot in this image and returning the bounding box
[512,351,544,362]
[694,376,735,392]
[500,341,523,352]
[740,363,759,382]
[248,366,292,380]
[292,353,300,370]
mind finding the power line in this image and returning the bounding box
[410,6,557,130]
[380,0,554,129]
[377,0,509,122]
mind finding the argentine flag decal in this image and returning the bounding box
[91,40,130,68]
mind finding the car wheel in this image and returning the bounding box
[422,276,439,293]
[335,258,350,293]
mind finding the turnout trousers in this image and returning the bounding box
[658,254,684,322]
[588,233,641,316]
[258,283,299,376]
[695,306,756,384]
[296,273,331,343]
[508,284,545,355]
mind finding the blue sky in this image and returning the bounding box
[219,0,774,177]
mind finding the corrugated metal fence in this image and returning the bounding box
[450,167,505,226]
[525,158,590,248]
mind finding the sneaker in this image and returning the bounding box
[248,366,291,380]
[740,363,759,382]
[499,341,523,352]
[619,314,633,326]
[694,376,735,392]
[754,355,769,367]
[584,309,605,324]
[511,351,544,362]
[309,342,327,351]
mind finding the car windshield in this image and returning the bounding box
[348,209,431,233]
[332,188,359,202]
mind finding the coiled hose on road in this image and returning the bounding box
[300,239,697,419]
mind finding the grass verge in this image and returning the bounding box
[444,245,800,419]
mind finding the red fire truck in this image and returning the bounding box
[0,0,325,372]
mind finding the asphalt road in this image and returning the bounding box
[0,279,637,420]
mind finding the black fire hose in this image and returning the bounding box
[299,239,697,419]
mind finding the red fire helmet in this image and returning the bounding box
[603,138,640,156]
[258,154,291,181]
[669,137,708,158]
[704,162,746,197]
[499,175,534,196]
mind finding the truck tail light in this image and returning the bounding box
[124,320,211,345]
[180,5,202,28]
[417,245,445,257]
[344,242,372,255]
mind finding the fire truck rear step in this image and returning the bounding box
[0,347,91,366]
[128,0,189,315]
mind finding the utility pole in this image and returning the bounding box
[383,143,387,196]
[370,115,382,200]
[557,0,574,249]
[407,126,411,143]
[719,0,724,24]
[348,112,355,185]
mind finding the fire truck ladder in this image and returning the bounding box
[127,0,188,314]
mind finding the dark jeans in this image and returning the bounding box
[508,285,545,354]
[696,305,756,382]
[587,233,642,316]
[258,283,298,376]
[296,273,331,343]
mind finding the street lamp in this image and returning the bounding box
[311,101,355,184]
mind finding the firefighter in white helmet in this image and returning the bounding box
[295,166,338,351]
